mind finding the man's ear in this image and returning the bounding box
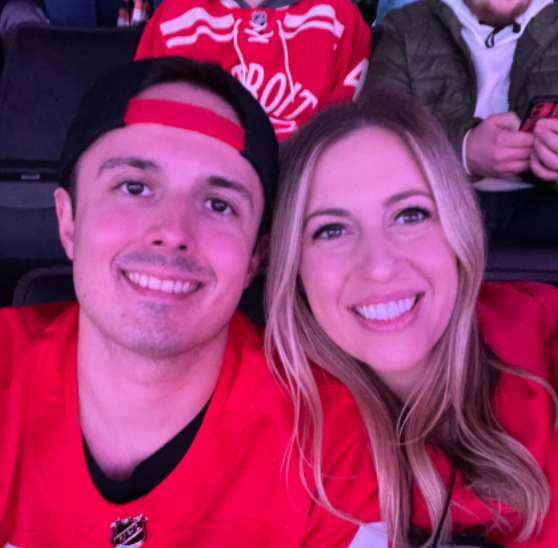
[244,233,270,289]
[54,187,75,261]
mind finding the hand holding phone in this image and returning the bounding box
[466,112,533,178]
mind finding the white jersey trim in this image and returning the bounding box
[161,7,235,35]
[167,27,236,47]
[283,5,344,36]
[348,522,388,548]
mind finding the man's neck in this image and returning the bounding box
[77,313,227,480]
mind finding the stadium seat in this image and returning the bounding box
[484,245,558,286]
[11,265,75,306]
[0,25,141,165]
[0,25,142,305]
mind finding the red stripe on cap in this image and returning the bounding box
[124,98,245,151]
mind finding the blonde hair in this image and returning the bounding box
[265,92,553,547]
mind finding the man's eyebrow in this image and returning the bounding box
[207,176,253,209]
[383,189,434,207]
[303,208,350,227]
[97,157,161,177]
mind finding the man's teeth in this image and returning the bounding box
[355,296,417,321]
[125,271,199,294]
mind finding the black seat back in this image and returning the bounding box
[0,26,142,306]
[0,25,142,166]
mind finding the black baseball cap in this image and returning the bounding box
[59,56,279,215]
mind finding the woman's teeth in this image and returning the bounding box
[355,296,417,321]
[125,271,199,294]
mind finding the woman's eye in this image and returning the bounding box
[395,207,431,225]
[205,198,234,215]
[119,181,150,196]
[312,223,346,240]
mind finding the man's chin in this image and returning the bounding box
[468,0,531,26]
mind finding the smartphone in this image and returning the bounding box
[520,96,558,132]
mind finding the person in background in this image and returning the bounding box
[0,0,46,35]
[0,0,154,32]
[266,91,558,548]
[135,0,371,140]
[118,0,155,26]
[374,0,415,24]
[364,0,558,247]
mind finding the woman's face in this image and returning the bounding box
[299,128,458,398]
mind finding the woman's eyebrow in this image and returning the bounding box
[384,189,434,207]
[303,208,349,227]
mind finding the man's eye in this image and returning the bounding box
[312,223,346,240]
[205,198,234,215]
[395,207,431,225]
[120,181,150,196]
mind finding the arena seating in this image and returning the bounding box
[0,24,142,306]
[1,18,558,313]
[44,0,166,27]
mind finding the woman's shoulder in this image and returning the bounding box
[477,281,558,380]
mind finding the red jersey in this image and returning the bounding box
[135,0,371,140]
[0,305,382,548]
[413,282,558,547]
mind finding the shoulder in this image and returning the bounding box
[477,282,558,377]
[0,302,76,439]
[284,0,365,26]
[229,310,265,353]
[0,301,73,339]
[478,281,558,342]
[381,0,440,33]
[0,302,75,386]
[152,0,217,19]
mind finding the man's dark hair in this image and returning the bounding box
[59,56,278,233]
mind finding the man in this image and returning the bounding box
[364,0,558,246]
[0,57,381,546]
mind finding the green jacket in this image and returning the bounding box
[364,0,558,160]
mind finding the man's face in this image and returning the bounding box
[464,0,532,25]
[55,83,265,359]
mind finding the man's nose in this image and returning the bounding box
[144,204,193,252]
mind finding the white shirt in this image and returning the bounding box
[441,0,552,190]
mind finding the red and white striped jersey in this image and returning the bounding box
[136,0,371,139]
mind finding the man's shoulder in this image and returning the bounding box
[286,0,368,21]
[0,302,76,388]
[0,301,75,343]
[155,0,228,17]
[382,0,448,33]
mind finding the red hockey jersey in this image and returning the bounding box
[0,305,382,548]
[412,282,558,547]
[135,0,371,139]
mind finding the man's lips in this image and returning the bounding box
[122,269,203,295]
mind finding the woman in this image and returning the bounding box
[265,91,557,548]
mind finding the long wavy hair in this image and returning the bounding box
[265,91,553,547]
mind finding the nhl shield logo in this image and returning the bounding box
[251,11,267,26]
[110,514,148,548]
